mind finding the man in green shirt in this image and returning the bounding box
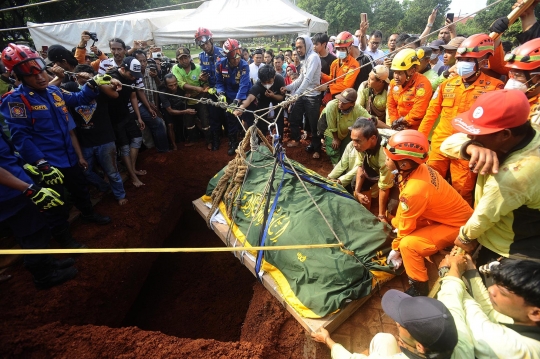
[171,47,211,148]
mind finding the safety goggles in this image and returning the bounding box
[13,57,47,76]
[196,36,211,47]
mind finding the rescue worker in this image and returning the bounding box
[196,27,223,151]
[440,90,540,266]
[215,38,251,156]
[503,37,540,124]
[387,49,433,131]
[320,31,360,98]
[0,131,78,289]
[418,34,504,205]
[0,43,111,250]
[384,130,473,296]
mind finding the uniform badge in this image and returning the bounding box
[416,88,426,97]
[8,102,27,118]
[399,196,409,211]
[393,86,400,92]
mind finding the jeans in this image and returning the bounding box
[134,105,169,152]
[81,142,126,200]
[289,95,322,150]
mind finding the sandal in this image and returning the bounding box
[313,152,320,159]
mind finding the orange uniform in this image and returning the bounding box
[321,55,359,96]
[528,94,540,125]
[74,47,108,72]
[391,164,473,282]
[387,72,432,130]
[418,73,504,203]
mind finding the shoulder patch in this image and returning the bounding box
[399,196,409,211]
[8,102,27,118]
[427,166,440,189]
[416,88,426,97]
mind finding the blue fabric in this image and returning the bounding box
[135,105,169,152]
[215,58,252,101]
[0,83,99,167]
[198,45,222,88]
[81,141,126,200]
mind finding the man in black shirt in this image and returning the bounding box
[350,36,374,91]
[233,65,285,140]
[312,33,336,76]
[68,65,127,205]
[106,57,146,187]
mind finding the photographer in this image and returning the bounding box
[74,31,108,72]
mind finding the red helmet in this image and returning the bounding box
[384,130,429,165]
[505,38,540,71]
[335,31,354,48]
[456,34,494,59]
[1,43,46,76]
[221,38,241,59]
[195,27,213,46]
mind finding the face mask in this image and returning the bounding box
[263,83,273,89]
[336,50,347,59]
[456,61,476,78]
[430,53,438,61]
[504,78,528,93]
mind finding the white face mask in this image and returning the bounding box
[336,50,347,59]
[263,83,273,89]
[504,78,528,93]
[456,61,476,79]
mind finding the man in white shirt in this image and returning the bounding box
[249,49,264,83]
[364,30,385,65]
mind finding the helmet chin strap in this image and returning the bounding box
[392,160,414,185]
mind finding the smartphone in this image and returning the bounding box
[361,13,368,24]
[446,13,454,22]
[42,45,48,52]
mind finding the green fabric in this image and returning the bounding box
[172,63,203,105]
[206,147,398,317]
[323,99,371,140]
[325,135,351,165]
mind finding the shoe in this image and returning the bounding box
[52,258,76,269]
[0,274,12,282]
[34,267,78,290]
[405,278,429,297]
[227,134,238,156]
[313,152,320,159]
[305,144,315,153]
[81,213,111,225]
[287,140,299,148]
[211,131,221,151]
[53,228,88,249]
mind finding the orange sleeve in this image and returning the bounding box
[74,47,86,64]
[404,77,433,127]
[488,44,510,77]
[392,184,430,250]
[418,82,444,137]
[321,72,332,84]
[387,83,399,122]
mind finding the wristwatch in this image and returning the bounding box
[438,266,450,278]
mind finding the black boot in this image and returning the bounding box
[28,261,78,290]
[227,134,238,156]
[81,212,111,225]
[211,131,221,151]
[203,129,212,150]
[52,257,76,269]
[405,278,429,297]
[53,228,87,249]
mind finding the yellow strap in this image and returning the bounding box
[0,243,342,255]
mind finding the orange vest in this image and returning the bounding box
[387,72,433,129]
[529,94,540,125]
[321,55,360,95]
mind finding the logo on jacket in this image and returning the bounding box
[8,102,27,118]
[52,92,66,107]
[75,100,97,123]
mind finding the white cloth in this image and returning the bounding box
[249,62,264,83]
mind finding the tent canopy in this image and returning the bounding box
[153,0,328,45]
[27,9,194,51]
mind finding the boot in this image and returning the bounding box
[81,212,111,225]
[227,134,239,156]
[52,257,76,269]
[203,129,212,150]
[211,131,221,151]
[53,228,88,249]
[27,260,78,290]
[405,278,429,297]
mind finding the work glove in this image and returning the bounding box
[387,250,403,269]
[489,17,509,34]
[92,74,112,86]
[391,117,410,131]
[23,164,44,183]
[207,88,217,95]
[218,93,227,103]
[227,99,240,113]
[37,161,64,185]
[24,184,64,210]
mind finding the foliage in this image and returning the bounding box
[370,0,404,38]
[398,0,451,35]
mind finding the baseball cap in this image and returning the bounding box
[47,44,77,64]
[176,47,190,58]
[441,37,466,50]
[352,35,360,48]
[452,90,529,135]
[382,289,458,353]
[372,65,390,83]
[336,88,357,103]
[122,57,143,79]
[428,39,445,50]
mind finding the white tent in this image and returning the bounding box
[27,9,195,51]
[153,0,328,45]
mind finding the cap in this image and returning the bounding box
[122,57,143,79]
[441,37,466,50]
[382,289,458,353]
[452,90,529,135]
[176,47,190,58]
[329,35,336,42]
[335,88,357,103]
[352,35,360,48]
[47,44,77,64]
[372,65,390,83]
[428,39,446,50]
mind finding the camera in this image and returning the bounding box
[88,32,98,42]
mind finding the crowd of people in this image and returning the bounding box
[0,0,539,357]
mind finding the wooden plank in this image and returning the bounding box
[193,198,383,334]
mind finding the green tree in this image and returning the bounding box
[297,0,372,34]
[370,0,404,39]
[398,0,451,34]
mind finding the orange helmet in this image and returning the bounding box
[505,38,540,71]
[456,34,494,59]
[1,43,46,76]
[221,38,241,59]
[335,31,354,48]
[384,130,429,164]
[195,27,213,46]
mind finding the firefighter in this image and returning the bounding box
[320,31,360,98]
[384,130,473,296]
[387,49,433,131]
[418,34,504,205]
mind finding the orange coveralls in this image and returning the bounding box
[391,164,473,282]
[418,73,503,204]
[528,94,540,125]
[387,72,433,130]
[321,55,359,96]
